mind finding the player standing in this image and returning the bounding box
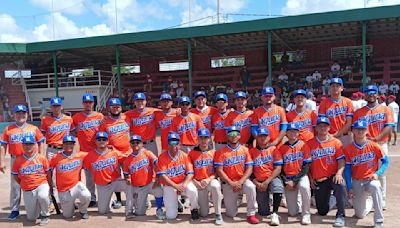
[387,95,399,145]
[155,93,179,153]
[212,93,230,150]
[190,91,218,134]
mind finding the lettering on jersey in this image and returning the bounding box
[177,121,196,134]
[20,164,44,175]
[79,120,101,131]
[166,164,186,177]
[351,152,376,165]
[253,154,274,166]
[283,152,304,163]
[311,147,335,160]
[108,123,130,134]
[159,118,173,129]
[201,116,212,125]
[10,131,35,144]
[326,106,347,118]
[58,160,82,172]
[194,158,213,168]
[292,119,312,129]
[223,155,246,166]
[128,158,150,173]
[359,113,386,124]
[232,118,251,129]
[259,115,281,127]
[133,114,154,126]
[214,120,225,130]
[48,123,71,134]
[92,157,117,171]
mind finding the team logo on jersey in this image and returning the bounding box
[325,106,347,118]
[48,123,71,134]
[223,155,246,166]
[108,123,130,134]
[58,160,82,172]
[293,119,312,129]
[92,157,117,171]
[283,151,305,163]
[79,120,102,131]
[232,118,251,129]
[214,120,225,130]
[159,118,173,129]
[177,121,196,134]
[20,164,44,175]
[128,158,150,173]
[10,131,35,144]
[133,114,154,126]
[311,147,335,160]
[194,158,213,168]
[201,116,212,125]
[259,115,281,127]
[166,164,186,177]
[351,152,376,165]
[359,113,386,124]
[253,154,274,166]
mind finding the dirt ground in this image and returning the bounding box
[0,136,399,228]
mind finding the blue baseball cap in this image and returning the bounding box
[108,98,121,106]
[198,128,210,137]
[22,135,35,144]
[95,132,109,139]
[215,93,228,102]
[256,128,270,136]
[50,97,62,106]
[235,91,247,99]
[287,122,300,131]
[82,93,94,102]
[262,87,275,95]
[160,93,172,101]
[63,135,76,143]
[316,116,331,125]
[329,78,343,86]
[14,104,27,113]
[134,92,146,101]
[178,96,191,104]
[130,135,142,142]
[226,126,241,133]
[364,85,378,95]
[168,131,180,141]
[194,91,206,98]
[352,120,367,129]
[294,89,307,97]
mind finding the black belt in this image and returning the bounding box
[48,145,62,150]
[143,140,154,145]
[215,142,227,144]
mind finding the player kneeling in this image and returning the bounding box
[250,128,284,226]
[156,132,199,220]
[188,128,224,225]
[11,136,50,225]
[123,135,165,219]
[48,135,91,219]
[344,120,389,228]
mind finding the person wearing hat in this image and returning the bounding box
[353,85,395,209]
[48,135,91,219]
[125,92,161,156]
[378,95,387,106]
[170,96,204,153]
[250,128,284,225]
[83,132,127,214]
[387,94,399,145]
[188,128,223,225]
[318,78,354,147]
[11,135,51,225]
[72,93,104,207]
[225,91,254,146]
[123,135,164,219]
[155,93,179,153]
[156,131,199,220]
[286,89,318,142]
[277,122,312,225]
[214,126,259,224]
[0,104,45,220]
[191,91,218,135]
[305,117,347,227]
[351,92,363,111]
[344,120,389,228]
[212,93,231,150]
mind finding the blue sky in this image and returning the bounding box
[0,0,399,42]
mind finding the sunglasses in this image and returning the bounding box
[130,141,141,145]
[168,141,179,146]
[96,138,108,142]
[227,131,240,137]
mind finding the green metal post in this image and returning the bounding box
[362,22,367,88]
[115,45,122,98]
[267,31,272,86]
[52,51,59,97]
[187,39,193,100]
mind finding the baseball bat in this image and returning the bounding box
[50,194,61,214]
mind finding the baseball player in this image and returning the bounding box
[0,104,45,220]
[344,120,389,228]
[251,87,287,147]
[188,128,223,225]
[83,132,127,214]
[277,122,312,225]
[212,93,231,150]
[72,93,104,207]
[156,132,199,220]
[352,85,395,209]
[250,128,284,226]
[306,117,346,227]
[48,135,91,219]
[318,78,354,146]
[224,91,254,146]
[11,135,50,225]
[214,126,259,224]
[387,94,399,145]
[170,96,204,153]
[155,93,179,153]
[123,135,164,219]
[190,91,218,133]
[286,89,317,142]
[125,92,161,155]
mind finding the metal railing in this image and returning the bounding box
[10,72,33,121]
[96,72,117,112]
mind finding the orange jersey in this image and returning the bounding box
[11,153,49,191]
[72,111,104,153]
[190,106,218,133]
[225,110,253,144]
[306,137,344,180]
[318,97,354,134]
[214,144,253,181]
[212,111,230,143]
[170,113,204,146]
[353,105,395,143]
[99,114,131,153]
[49,151,87,192]
[155,109,179,151]
[344,140,384,180]
[125,108,161,141]
[83,148,125,185]
[156,150,194,185]
[286,109,317,142]
[41,114,75,147]
[278,140,312,177]
[251,105,287,143]
[1,123,45,156]
[250,146,283,181]
[188,148,215,180]
[123,149,157,187]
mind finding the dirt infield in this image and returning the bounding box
[0,138,399,227]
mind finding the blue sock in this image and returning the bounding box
[155,197,163,209]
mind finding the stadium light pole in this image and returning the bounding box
[267,31,272,86]
[52,51,59,97]
[115,45,122,98]
[187,39,193,100]
[362,21,367,88]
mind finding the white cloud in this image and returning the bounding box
[30,0,87,15]
[81,23,113,37]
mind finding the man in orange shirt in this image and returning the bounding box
[188,128,223,225]
[155,93,179,153]
[0,104,45,220]
[72,93,104,207]
[48,135,90,219]
[190,91,218,135]
[11,135,50,225]
[212,93,230,150]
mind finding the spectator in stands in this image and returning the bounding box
[351,93,362,111]
[293,50,304,68]
[126,90,135,109]
[240,66,251,91]
[343,64,353,81]
[388,95,399,145]
[2,96,12,121]
[120,90,128,111]
[330,61,341,77]
[378,94,387,106]
[281,90,289,108]
[312,70,322,82]
[163,75,173,92]
[176,81,184,97]
[226,86,234,96]
[306,92,317,113]
[389,81,399,95]
[278,71,288,82]
[306,72,314,88]
[378,82,389,95]
[143,74,153,92]
[322,76,330,95]
[280,51,290,68]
